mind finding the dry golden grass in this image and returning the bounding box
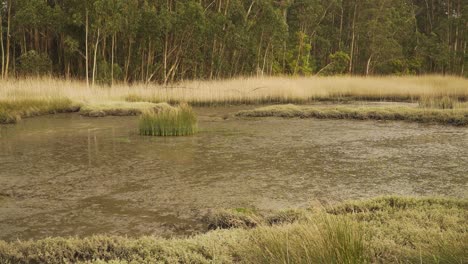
[1,75,467,105]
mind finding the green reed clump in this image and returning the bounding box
[0,98,79,124]
[139,103,197,136]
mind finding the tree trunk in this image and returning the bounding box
[461,40,466,75]
[338,1,343,50]
[348,1,357,74]
[92,28,100,86]
[85,9,89,87]
[1,12,4,79]
[366,55,372,76]
[125,38,132,82]
[111,33,115,86]
[5,0,12,79]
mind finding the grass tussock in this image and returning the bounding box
[0,98,79,124]
[139,103,198,136]
[236,104,468,126]
[0,196,466,264]
[79,102,171,117]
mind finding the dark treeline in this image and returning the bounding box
[0,0,467,84]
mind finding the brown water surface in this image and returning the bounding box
[0,106,467,241]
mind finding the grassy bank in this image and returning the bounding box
[236,104,468,126]
[0,98,79,124]
[0,196,466,264]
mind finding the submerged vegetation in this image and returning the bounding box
[139,103,198,136]
[237,104,468,126]
[0,196,466,263]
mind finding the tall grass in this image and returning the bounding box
[139,103,198,136]
[1,76,467,105]
[246,215,367,264]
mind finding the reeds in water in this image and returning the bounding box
[139,103,198,136]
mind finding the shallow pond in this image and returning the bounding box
[0,107,467,241]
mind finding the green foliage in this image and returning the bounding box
[319,51,350,75]
[96,60,123,85]
[1,0,466,79]
[287,31,315,75]
[16,51,52,76]
[139,103,198,136]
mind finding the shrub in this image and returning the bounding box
[17,50,52,76]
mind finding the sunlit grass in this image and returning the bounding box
[237,104,468,126]
[0,196,465,263]
[139,103,198,136]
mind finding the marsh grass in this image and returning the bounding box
[139,103,198,136]
[1,76,467,122]
[237,104,468,126]
[0,196,466,264]
[0,98,79,124]
[245,215,367,264]
[1,76,467,105]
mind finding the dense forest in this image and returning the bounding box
[0,0,467,84]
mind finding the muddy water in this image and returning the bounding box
[0,107,467,241]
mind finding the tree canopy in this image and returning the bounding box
[0,0,466,84]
